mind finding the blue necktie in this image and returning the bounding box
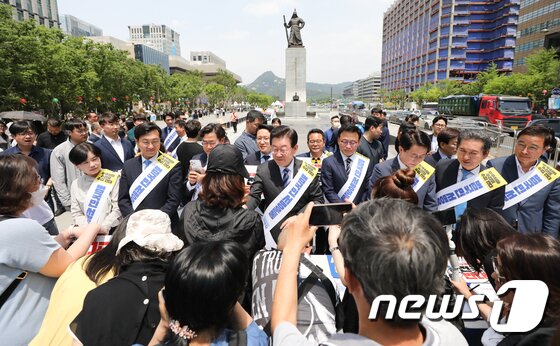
[144,160,152,171]
[455,170,473,220]
[282,168,290,187]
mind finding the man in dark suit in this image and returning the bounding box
[369,129,438,212]
[487,125,559,237]
[161,113,176,141]
[185,123,226,201]
[118,122,182,225]
[372,109,390,160]
[322,124,373,204]
[425,127,460,168]
[247,126,323,242]
[95,112,135,172]
[244,124,273,165]
[435,129,505,222]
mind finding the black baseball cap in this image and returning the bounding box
[206,144,249,178]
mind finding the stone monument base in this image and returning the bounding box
[284,101,307,118]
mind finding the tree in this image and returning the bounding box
[204,83,226,108]
[169,71,204,104]
[461,63,500,95]
[246,92,274,108]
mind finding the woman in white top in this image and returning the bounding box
[69,142,121,233]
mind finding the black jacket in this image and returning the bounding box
[70,261,168,346]
[180,200,265,261]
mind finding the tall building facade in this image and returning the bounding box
[134,44,170,74]
[342,74,382,103]
[129,24,181,56]
[60,14,102,37]
[513,0,560,72]
[382,0,519,92]
[2,0,59,28]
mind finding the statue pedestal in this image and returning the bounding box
[285,47,306,117]
[284,101,307,118]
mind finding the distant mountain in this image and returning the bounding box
[246,71,351,101]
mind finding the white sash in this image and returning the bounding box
[84,169,119,224]
[170,136,185,159]
[163,128,178,151]
[412,161,435,192]
[129,153,179,210]
[504,161,560,209]
[437,167,507,211]
[262,161,319,249]
[338,153,370,202]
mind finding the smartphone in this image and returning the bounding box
[309,203,353,226]
[189,159,204,173]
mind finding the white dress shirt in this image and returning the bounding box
[105,135,125,162]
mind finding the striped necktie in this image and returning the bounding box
[345,157,352,177]
[282,168,290,187]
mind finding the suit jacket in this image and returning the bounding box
[487,155,560,237]
[369,157,438,212]
[321,151,373,204]
[245,151,271,165]
[95,136,135,172]
[118,153,183,224]
[88,134,101,143]
[162,126,174,141]
[425,151,443,168]
[247,159,324,241]
[435,159,505,214]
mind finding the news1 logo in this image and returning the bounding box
[369,280,548,333]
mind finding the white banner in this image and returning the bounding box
[412,161,435,192]
[163,128,178,151]
[129,153,179,210]
[437,167,507,211]
[337,153,369,202]
[169,136,185,159]
[84,169,119,224]
[504,161,560,209]
[87,235,112,255]
[262,161,318,249]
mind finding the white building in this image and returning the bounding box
[128,24,181,56]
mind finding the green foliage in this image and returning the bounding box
[203,83,226,108]
[246,92,275,108]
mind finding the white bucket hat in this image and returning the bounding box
[116,209,184,255]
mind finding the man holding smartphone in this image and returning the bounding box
[185,123,226,202]
[246,126,323,247]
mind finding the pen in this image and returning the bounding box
[468,284,480,292]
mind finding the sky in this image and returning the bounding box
[57,0,395,85]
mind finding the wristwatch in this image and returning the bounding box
[329,246,340,253]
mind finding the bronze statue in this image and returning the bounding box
[283,10,305,47]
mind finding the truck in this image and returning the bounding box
[438,95,532,130]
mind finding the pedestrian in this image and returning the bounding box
[230,109,238,133]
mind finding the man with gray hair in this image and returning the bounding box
[271,200,468,345]
[435,129,505,223]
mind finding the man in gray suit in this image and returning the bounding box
[247,126,323,242]
[487,125,559,237]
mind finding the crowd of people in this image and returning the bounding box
[0,107,559,346]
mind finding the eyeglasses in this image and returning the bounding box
[73,129,88,134]
[433,123,446,128]
[492,256,506,283]
[139,140,160,147]
[272,147,291,155]
[308,140,324,145]
[16,131,35,137]
[516,142,543,153]
[340,140,359,147]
